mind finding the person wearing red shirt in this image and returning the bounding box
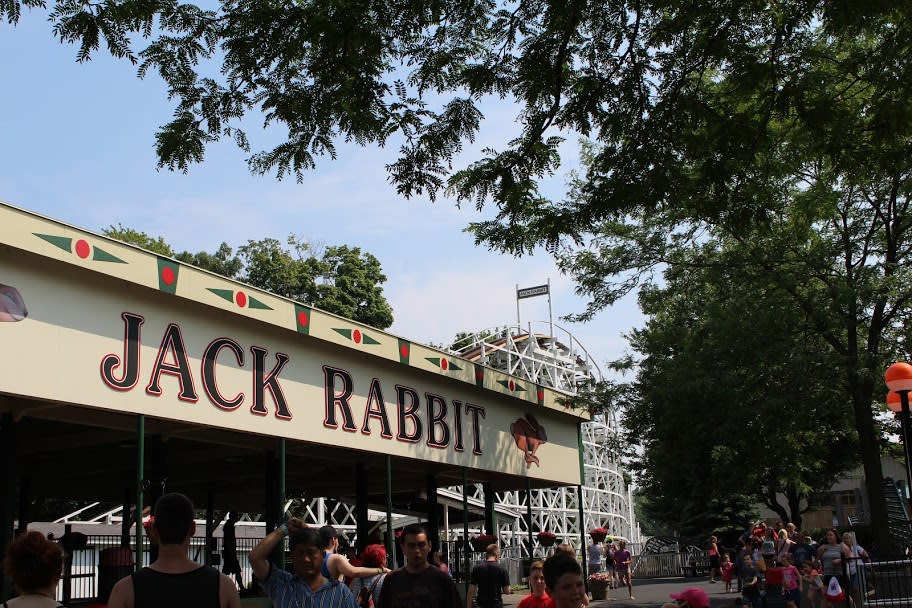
[518,561,554,608]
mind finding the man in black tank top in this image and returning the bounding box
[108,493,241,608]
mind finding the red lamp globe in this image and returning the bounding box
[887,391,903,413]
[885,362,912,392]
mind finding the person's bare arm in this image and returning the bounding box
[466,583,476,608]
[249,517,306,581]
[220,573,242,608]
[331,554,389,579]
[107,574,135,608]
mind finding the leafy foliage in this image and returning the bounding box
[103,227,394,328]
[7,0,905,215]
[618,247,859,536]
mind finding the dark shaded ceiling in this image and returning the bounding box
[5,395,565,515]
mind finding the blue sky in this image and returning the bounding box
[0,9,642,374]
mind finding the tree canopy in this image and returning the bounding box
[103,227,394,329]
[7,0,911,550]
[4,1,904,214]
[619,243,861,537]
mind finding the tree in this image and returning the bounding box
[4,1,904,206]
[617,245,859,537]
[105,224,175,257]
[10,0,909,551]
[103,228,394,328]
[306,245,394,329]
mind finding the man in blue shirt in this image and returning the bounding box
[788,534,816,569]
[249,519,357,608]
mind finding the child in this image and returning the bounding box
[780,553,801,608]
[740,554,761,608]
[518,560,554,608]
[614,540,634,600]
[801,561,824,608]
[721,553,734,593]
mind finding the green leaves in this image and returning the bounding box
[4,0,911,223]
[102,228,394,329]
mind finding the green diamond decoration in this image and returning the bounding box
[247,296,272,310]
[208,288,235,303]
[474,364,485,387]
[295,304,312,335]
[497,379,526,392]
[34,233,72,252]
[426,357,462,371]
[333,328,381,345]
[398,339,410,364]
[157,258,180,294]
[92,246,126,263]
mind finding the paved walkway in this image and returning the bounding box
[501,577,741,608]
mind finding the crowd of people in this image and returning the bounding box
[586,538,633,600]
[1,493,463,608]
[5,497,877,608]
[711,521,870,608]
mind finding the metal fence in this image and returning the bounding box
[56,535,261,603]
[853,556,912,608]
[56,534,698,602]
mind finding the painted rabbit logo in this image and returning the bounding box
[0,283,27,322]
[510,413,547,468]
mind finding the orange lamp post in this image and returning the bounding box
[884,362,912,496]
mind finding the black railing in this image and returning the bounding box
[56,535,264,603]
[853,556,912,608]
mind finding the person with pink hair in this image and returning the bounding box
[670,587,710,608]
[351,544,387,606]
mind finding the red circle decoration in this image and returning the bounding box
[353,329,362,343]
[161,267,175,285]
[235,291,247,307]
[297,311,309,327]
[508,380,515,391]
[475,370,484,381]
[75,239,90,259]
[537,390,544,402]
[441,358,449,370]
[400,344,409,358]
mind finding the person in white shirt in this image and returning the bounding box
[841,532,869,608]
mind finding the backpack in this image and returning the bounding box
[357,574,382,608]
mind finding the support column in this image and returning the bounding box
[134,414,145,572]
[525,478,534,559]
[1,413,17,601]
[205,492,215,567]
[462,468,469,593]
[278,438,286,522]
[385,456,394,569]
[356,463,369,552]
[483,482,495,536]
[16,476,29,535]
[62,523,73,605]
[264,451,275,533]
[121,488,131,547]
[147,435,166,564]
[263,441,287,568]
[577,423,588,591]
[426,474,439,554]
